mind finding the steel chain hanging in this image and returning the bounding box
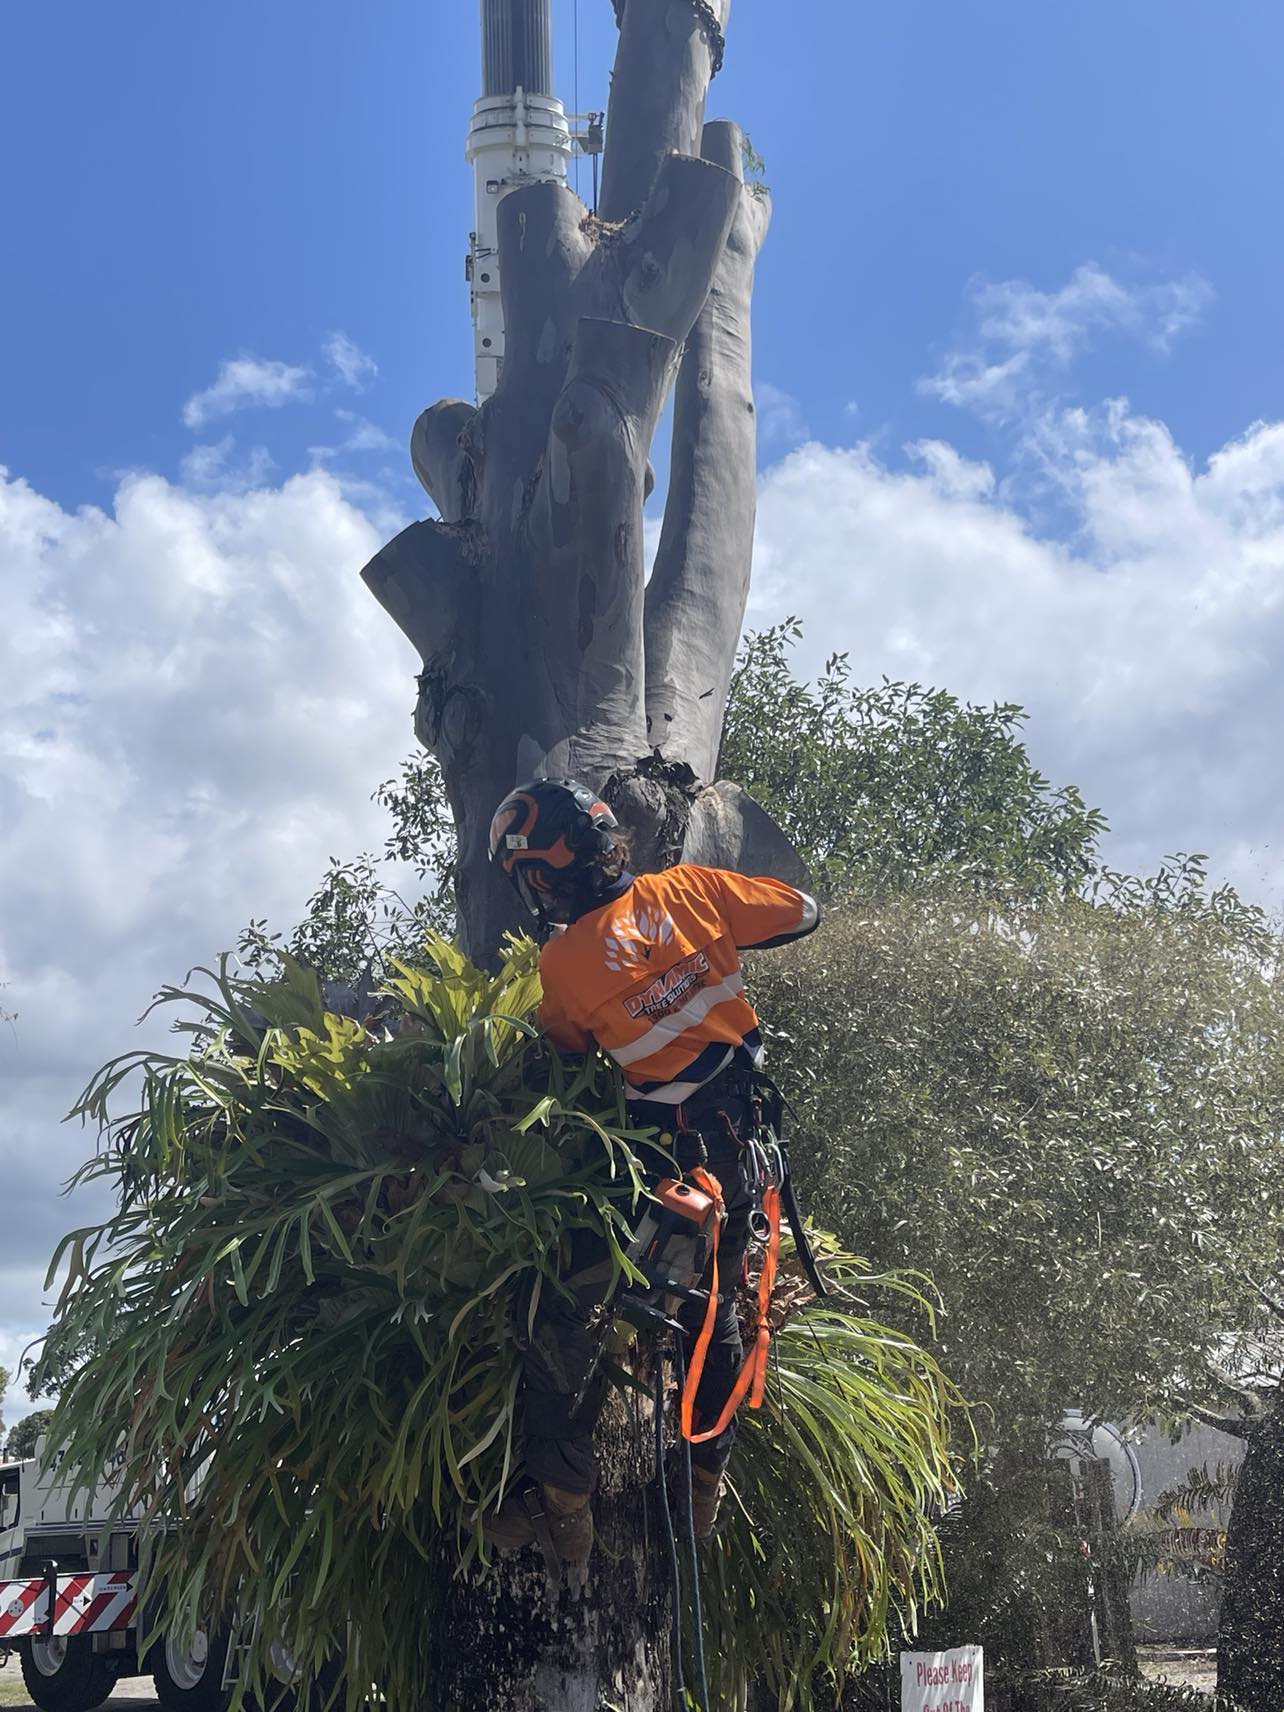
[609,0,726,78]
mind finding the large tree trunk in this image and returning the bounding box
[1217,1394,1281,1710]
[435,1390,675,1712]
[362,3,804,1705]
[363,0,803,964]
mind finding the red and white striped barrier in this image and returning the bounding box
[0,1573,136,1640]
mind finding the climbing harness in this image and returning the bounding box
[643,1079,825,1711]
[680,1164,780,1443]
[542,1071,826,1705]
[676,1081,828,1447]
[573,1074,827,1434]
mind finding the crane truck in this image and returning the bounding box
[0,1440,231,1712]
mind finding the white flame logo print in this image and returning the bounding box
[603,905,676,972]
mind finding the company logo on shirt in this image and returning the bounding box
[603,904,677,972]
[623,950,710,1022]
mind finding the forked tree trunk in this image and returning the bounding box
[362,3,805,1704]
[362,0,804,965]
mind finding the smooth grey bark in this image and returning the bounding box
[599,0,730,222]
[646,118,771,785]
[362,9,803,1697]
[363,0,804,963]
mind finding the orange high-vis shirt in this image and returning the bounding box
[538,864,819,1105]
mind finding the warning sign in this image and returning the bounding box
[900,1646,984,1712]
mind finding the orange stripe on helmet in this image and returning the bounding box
[489,791,543,872]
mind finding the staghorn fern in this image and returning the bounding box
[707,1258,965,1709]
[44,935,963,1710]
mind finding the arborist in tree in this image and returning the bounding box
[483,777,820,1572]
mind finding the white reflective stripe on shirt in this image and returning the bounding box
[625,1049,734,1105]
[797,892,819,933]
[607,970,746,1070]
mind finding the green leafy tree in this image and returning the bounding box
[23,1320,99,1401]
[719,619,1107,901]
[238,756,458,985]
[748,875,1284,1694]
[5,1409,54,1461]
[756,872,1284,1432]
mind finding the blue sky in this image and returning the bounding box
[5,1,1282,506]
[4,0,1284,1410]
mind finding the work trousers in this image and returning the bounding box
[522,1091,758,1495]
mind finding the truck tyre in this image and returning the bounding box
[152,1627,231,1712]
[248,1643,343,1712]
[18,1635,116,1712]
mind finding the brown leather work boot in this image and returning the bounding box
[690,1466,724,1539]
[482,1483,594,1570]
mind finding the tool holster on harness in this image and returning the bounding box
[630,1067,829,1451]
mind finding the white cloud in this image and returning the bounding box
[1,1324,45,1424]
[181,356,313,430]
[906,438,996,501]
[324,331,378,391]
[179,436,277,492]
[310,412,400,465]
[339,417,398,453]
[924,264,1213,421]
[0,464,419,1350]
[749,401,1284,909]
[755,381,810,449]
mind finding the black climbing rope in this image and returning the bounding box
[654,1346,687,1709]
[673,1337,710,1711]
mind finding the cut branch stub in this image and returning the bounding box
[684,781,812,889]
[486,180,592,521]
[599,0,730,222]
[645,119,771,783]
[581,151,742,341]
[360,519,479,671]
[410,400,479,521]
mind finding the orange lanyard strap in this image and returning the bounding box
[678,1166,724,1442]
[681,1181,782,1445]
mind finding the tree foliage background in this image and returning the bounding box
[32,624,1284,1702]
[222,623,1284,1695]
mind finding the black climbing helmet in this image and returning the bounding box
[488,778,620,919]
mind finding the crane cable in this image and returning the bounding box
[573,0,581,198]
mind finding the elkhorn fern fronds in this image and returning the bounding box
[45,936,963,1711]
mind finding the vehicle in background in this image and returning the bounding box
[1,1442,229,1712]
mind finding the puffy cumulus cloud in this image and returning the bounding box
[182,356,314,429]
[749,403,1284,906]
[181,337,382,436]
[924,264,1213,421]
[0,465,419,1341]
